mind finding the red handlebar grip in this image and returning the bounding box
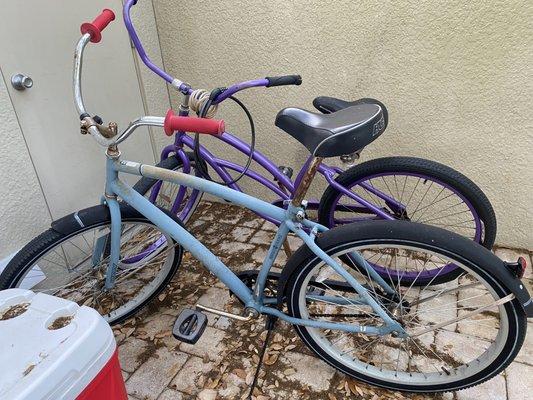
[164,110,225,136]
[81,9,116,43]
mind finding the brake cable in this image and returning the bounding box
[193,89,256,186]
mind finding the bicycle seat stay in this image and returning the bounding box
[275,103,386,157]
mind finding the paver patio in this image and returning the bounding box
[115,201,532,400]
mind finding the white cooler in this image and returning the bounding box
[0,289,127,400]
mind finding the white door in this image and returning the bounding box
[0,0,156,219]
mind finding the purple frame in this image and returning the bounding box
[152,125,404,226]
[123,0,405,225]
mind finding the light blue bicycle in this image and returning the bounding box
[1,9,531,393]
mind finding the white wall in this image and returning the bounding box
[0,71,51,259]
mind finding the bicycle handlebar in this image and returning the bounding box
[265,75,302,87]
[124,0,185,89]
[164,109,225,136]
[124,0,303,101]
[75,4,302,148]
[80,9,116,43]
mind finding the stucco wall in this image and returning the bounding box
[153,0,532,248]
[0,71,51,259]
[129,0,174,154]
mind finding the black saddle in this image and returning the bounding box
[313,96,389,129]
[275,102,386,158]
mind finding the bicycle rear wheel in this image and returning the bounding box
[318,157,497,285]
[286,221,525,392]
[0,205,183,325]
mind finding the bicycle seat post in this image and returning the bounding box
[291,156,323,207]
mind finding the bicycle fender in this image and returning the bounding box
[51,204,185,235]
[277,221,533,317]
[51,205,112,235]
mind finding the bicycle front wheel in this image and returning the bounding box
[133,152,205,224]
[0,205,183,325]
[286,220,526,393]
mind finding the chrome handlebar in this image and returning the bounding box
[73,33,163,147]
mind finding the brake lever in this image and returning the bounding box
[80,116,118,139]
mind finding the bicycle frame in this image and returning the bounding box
[104,154,405,337]
[152,128,405,226]
[75,5,406,337]
[122,0,405,224]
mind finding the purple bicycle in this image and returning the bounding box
[124,1,496,286]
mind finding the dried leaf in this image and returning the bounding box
[283,368,296,376]
[154,330,171,339]
[263,353,279,366]
[245,371,254,385]
[233,368,247,380]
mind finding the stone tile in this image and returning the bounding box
[198,224,229,245]
[171,355,214,394]
[218,372,246,399]
[126,348,188,400]
[157,389,184,400]
[456,373,506,400]
[252,246,287,267]
[197,287,232,308]
[179,326,226,361]
[196,287,233,327]
[276,352,335,392]
[249,229,275,245]
[457,311,499,341]
[435,329,490,365]
[216,241,256,256]
[197,388,218,400]
[416,293,457,330]
[230,226,256,242]
[213,315,232,330]
[138,313,175,340]
[122,370,130,382]
[241,216,264,229]
[261,221,278,231]
[506,361,533,400]
[118,337,150,373]
[189,219,209,233]
[286,234,303,252]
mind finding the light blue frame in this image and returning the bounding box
[100,155,406,337]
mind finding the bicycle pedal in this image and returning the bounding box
[172,308,208,344]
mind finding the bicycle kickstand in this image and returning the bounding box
[248,315,278,399]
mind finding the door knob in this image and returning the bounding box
[11,74,33,91]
